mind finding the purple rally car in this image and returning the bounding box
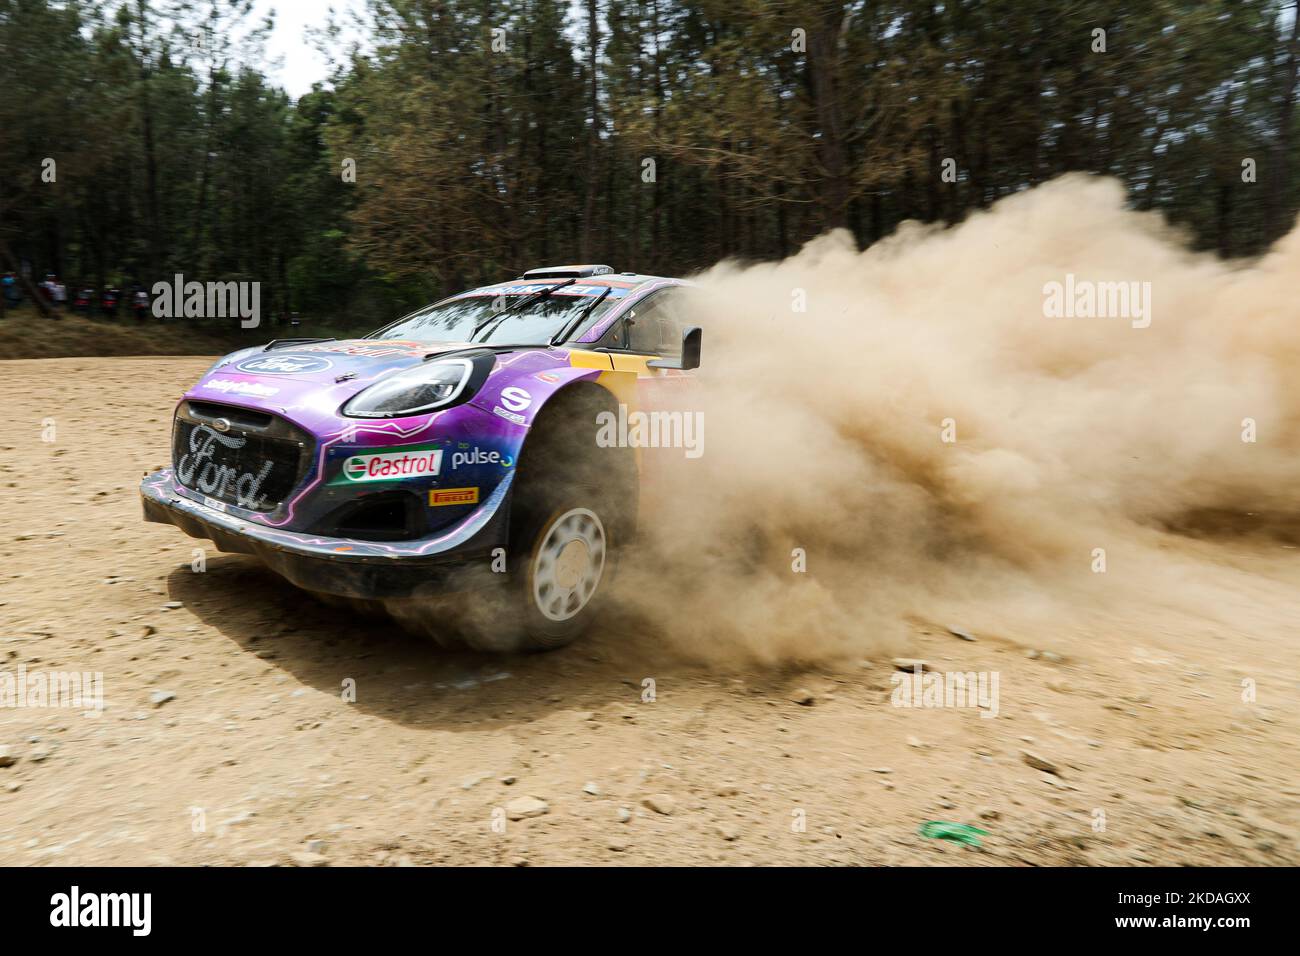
[141,265,702,650]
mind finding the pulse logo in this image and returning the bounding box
[450,447,514,470]
[50,886,152,936]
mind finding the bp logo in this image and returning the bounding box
[235,354,334,375]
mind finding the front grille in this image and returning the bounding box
[172,403,313,512]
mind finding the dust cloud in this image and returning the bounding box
[615,174,1300,665]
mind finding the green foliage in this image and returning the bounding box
[2,0,1298,334]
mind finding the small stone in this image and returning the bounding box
[642,794,676,815]
[162,601,183,610]
[978,807,1001,821]
[715,784,740,797]
[716,822,740,841]
[289,851,329,867]
[0,746,18,768]
[872,766,893,774]
[500,775,517,786]
[149,691,176,708]
[607,839,629,852]
[305,839,326,854]
[582,781,601,796]
[791,688,815,706]
[907,736,925,748]
[1020,749,1062,776]
[505,796,550,820]
[948,627,978,642]
[892,658,929,672]
[616,807,632,823]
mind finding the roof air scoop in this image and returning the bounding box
[520,264,614,280]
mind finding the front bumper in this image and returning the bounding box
[140,469,511,600]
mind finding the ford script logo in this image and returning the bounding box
[235,354,334,375]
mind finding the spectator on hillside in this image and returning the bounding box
[2,272,18,308]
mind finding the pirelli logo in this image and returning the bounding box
[429,486,479,507]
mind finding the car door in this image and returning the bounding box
[590,287,701,494]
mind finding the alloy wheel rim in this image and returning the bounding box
[532,507,606,622]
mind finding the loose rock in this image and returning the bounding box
[505,796,550,820]
[1020,750,1062,776]
[642,794,676,815]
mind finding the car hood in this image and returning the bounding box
[189,338,520,415]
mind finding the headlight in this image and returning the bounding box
[342,358,477,418]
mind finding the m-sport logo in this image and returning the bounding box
[50,886,151,936]
[235,354,334,375]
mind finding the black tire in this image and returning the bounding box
[464,385,636,652]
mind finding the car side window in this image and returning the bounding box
[600,290,685,356]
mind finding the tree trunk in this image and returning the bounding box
[807,9,850,229]
[0,236,52,316]
[580,0,600,259]
[136,0,162,281]
[1266,1,1300,239]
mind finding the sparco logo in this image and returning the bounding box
[235,354,333,375]
[50,886,152,936]
[176,424,273,509]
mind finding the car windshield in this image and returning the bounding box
[369,292,617,346]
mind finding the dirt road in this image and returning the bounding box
[1,357,1296,866]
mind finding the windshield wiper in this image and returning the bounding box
[550,286,611,345]
[471,278,577,342]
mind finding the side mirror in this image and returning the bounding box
[648,326,701,370]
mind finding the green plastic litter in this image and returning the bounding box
[918,821,989,847]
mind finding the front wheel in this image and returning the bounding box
[467,387,635,653]
[516,503,611,649]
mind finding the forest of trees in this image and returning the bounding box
[3,0,1299,330]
